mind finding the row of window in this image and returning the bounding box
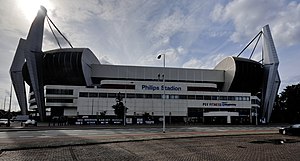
[79,92,251,101]
[46,98,74,103]
[46,89,74,95]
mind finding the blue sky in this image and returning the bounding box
[0,0,299,111]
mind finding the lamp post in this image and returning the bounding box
[157,54,166,133]
[124,85,126,126]
[8,84,12,127]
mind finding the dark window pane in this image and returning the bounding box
[79,92,88,97]
[228,96,235,100]
[145,94,152,98]
[99,93,107,98]
[212,96,219,100]
[108,93,117,98]
[188,95,195,99]
[46,89,73,95]
[179,95,187,99]
[153,94,162,99]
[127,93,135,98]
[196,95,203,100]
[136,94,144,98]
[187,86,217,91]
[46,98,73,103]
[89,93,98,97]
[204,95,211,100]
[219,96,227,100]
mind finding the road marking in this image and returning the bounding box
[68,134,79,136]
[36,131,48,133]
[87,133,98,135]
[37,136,50,138]
[19,136,34,138]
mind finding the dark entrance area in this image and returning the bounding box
[204,116,227,124]
[187,108,203,123]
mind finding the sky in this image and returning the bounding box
[0,0,299,111]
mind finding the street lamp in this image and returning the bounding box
[8,83,12,127]
[157,54,166,133]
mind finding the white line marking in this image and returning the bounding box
[37,136,50,138]
[19,136,34,138]
[68,134,79,136]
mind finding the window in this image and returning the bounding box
[228,96,235,100]
[196,95,203,100]
[99,93,107,98]
[251,99,260,105]
[136,94,144,98]
[46,98,73,103]
[100,84,135,90]
[235,96,242,101]
[46,89,73,95]
[179,95,187,99]
[79,92,88,97]
[127,93,136,98]
[219,96,227,100]
[145,94,152,99]
[108,93,117,98]
[212,96,219,100]
[153,94,162,99]
[204,95,211,100]
[169,95,178,99]
[89,93,98,98]
[187,86,217,91]
[119,93,125,98]
[188,95,195,100]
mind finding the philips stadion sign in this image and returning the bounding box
[141,85,182,91]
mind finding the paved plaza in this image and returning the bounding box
[0,134,299,161]
[0,124,299,161]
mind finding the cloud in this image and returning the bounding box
[99,56,113,65]
[182,58,202,68]
[156,46,187,66]
[1,0,299,104]
[279,74,300,92]
[211,0,300,47]
[139,46,187,67]
[183,53,226,69]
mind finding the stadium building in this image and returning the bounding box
[10,7,280,124]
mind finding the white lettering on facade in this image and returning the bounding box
[203,102,237,107]
[142,85,159,91]
[142,85,181,91]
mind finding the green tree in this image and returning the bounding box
[279,83,300,123]
[112,92,128,119]
[270,95,285,123]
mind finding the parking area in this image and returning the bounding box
[0,134,299,161]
